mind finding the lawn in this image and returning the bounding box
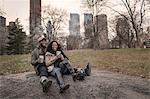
[0,54,33,75]
[0,48,149,78]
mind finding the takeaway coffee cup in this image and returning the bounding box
[39,55,44,63]
[56,51,61,56]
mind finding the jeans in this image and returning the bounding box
[49,62,72,86]
[36,63,49,78]
[36,62,72,86]
[59,60,73,74]
[49,67,64,86]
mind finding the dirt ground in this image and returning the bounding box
[0,70,150,99]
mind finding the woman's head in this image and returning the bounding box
[47,41,61,52]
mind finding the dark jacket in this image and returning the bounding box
[31,45,46,67]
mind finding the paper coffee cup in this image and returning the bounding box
[39,55,44,63]
[56,51,61,55]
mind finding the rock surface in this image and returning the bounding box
[0,70,150,99]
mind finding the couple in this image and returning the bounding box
[31,36,74,93]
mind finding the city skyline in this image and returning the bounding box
[0,0,150,38]
[0,0,81,35]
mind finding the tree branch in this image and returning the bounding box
[139,0,145,29]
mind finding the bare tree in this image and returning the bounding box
[0,9,2,15]
[0,8,3,15]
[42,6,67,41]
[82,0,106,16]
[106,0,148,47]
[116,16,134,48]
[82,0,107,34]
[82,0,107,49]
[146,0,150,4]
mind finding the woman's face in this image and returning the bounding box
[52,42,58,51]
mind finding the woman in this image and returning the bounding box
[45,41,72,93]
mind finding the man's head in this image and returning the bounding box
[38,36,47,47]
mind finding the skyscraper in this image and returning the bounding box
[69,13,80,36]
[84,13,93,38]
[30,0,41,34]
[0,16,7,55]
[94,14,109,49]
[83,13,93,48]
[0,16,6,27]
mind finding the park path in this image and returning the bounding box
[0,70,150,99]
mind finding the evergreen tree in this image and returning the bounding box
[7,19,27,54]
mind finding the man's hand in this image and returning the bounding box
[38,55,44,63]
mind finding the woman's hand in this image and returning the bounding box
[56,54,64,60]
[45,55,58,66]
[56,54,62,59]
[60,54,65,60]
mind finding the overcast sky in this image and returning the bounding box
[0,0,150,38]
[0,0,81,35]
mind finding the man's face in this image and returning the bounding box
[40,39,47,47]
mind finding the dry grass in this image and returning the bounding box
[66,49,150,78]
[0,48,149,78]
[0,54,33,75]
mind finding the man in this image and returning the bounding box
[31,35,52,93]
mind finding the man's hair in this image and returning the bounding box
[38,36,46,43]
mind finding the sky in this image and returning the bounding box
[0,0,81,35]
[0,0,150,38]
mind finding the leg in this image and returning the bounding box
[59,62,69,75]
[50,67,64,85]
[37,64,48,77]
[37,64,52,93]
[59,61,74,75]
[50,67,70,93]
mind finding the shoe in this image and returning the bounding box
[72,73,77,82]
[60,84,70,93]
[84,63,91,76]
[42,79,52,93]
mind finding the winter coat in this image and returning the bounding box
[31,46,46,67]
[45,50,68,72]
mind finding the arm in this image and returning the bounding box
[45,52,59,66]
[31,50,38,66]
[60,54,65,60]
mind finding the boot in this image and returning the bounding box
[40,76,52,93]
[72,68,79,81]
[41,79,52,93]
[84,63,91,76]
[60,84,70,93]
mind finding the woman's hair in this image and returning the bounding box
[47,41,61,53]
[46,41,69,59]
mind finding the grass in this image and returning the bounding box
[66,48,150,78]
[0,54,33,75]
[0,48,150,78]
